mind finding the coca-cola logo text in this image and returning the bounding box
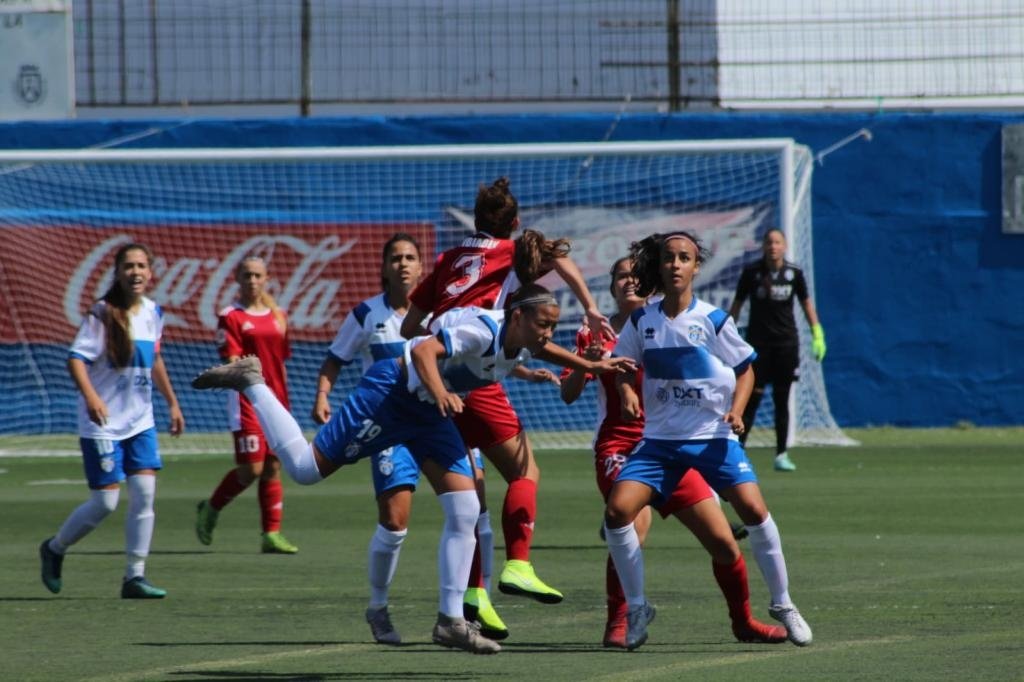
[1,224,434,343]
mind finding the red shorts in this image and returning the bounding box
[595,442,714,518]
[453,383,524,450]
[232,430,271,465]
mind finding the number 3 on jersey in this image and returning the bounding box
[445,253,485,297]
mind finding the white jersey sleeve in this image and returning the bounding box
[69,303,107,363]
[326,306,371,367]
[708,314,756,370]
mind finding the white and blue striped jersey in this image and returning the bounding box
[327,293,407,371]
[613,296,756,442]
[405,306,531,403]
[68,297,164,440]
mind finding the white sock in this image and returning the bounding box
[477,510,494,593]
[368,525,407,608]
[243,384,322,485]
[605,522,646,608]
[437,490,480,618]
[746,513,793,606]
[54,488,120,552]
[124,475,156,580]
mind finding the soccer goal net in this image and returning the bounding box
[0,140,855,453]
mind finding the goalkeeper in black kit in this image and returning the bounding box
[729,229,826,472]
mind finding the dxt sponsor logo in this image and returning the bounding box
[672,385,704,406]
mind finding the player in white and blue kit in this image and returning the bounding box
[39,243,185,599]
[604,232,813,650]
[194,283,632,654]
[311,233,492,645]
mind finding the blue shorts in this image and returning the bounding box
[80,427,162,488]
[618,437,757,501]
[370,445,420,496]
[313,359,472,480]
[371,445,485,496]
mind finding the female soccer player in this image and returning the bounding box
[603,232,812,650]
[561,256,786,648]
[192,283,632,654]
[40,242,185,599]
[729,228,826,472]
[195,255,298,554]
[310,233,508,644]
[400,177,614,604]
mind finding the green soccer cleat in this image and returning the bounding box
[39,537,64,594]
[195,500,219,546]
[261,531,299,554]
[121,576,167,599]
[497,560,563,604]
[773,452,797,472]
[464,587,509,640]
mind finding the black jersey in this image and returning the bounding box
[733,260,809,348]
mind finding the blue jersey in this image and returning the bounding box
[614,296,755,441]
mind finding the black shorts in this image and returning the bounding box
[752,345,800,387]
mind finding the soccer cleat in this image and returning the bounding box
[191,355,265,391]
[261,531,299,554]
[733,618,788,644]
[498,559,563,604]
[773,452,797,472]
[625,601,656,650]
[365,606,401,645]
[463,587,509,640]
[730,521,749,541]
[432,613,501,654]
[769,603,813,646]
[195,500,219,546]
[39,537,64,594]
[121,576,167,599]
[602,614,628,649]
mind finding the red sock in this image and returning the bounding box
[258,478,283,533]
[467,526,486,589]
[712,555,753,625]
[210,469,249,510]
[606,555,627,621]
[502,478,537,561]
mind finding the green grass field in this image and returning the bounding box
[3,428,1022,681]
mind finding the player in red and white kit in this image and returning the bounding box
[402,177,615,604]
[195,255,298,554]
[560,256,787,648]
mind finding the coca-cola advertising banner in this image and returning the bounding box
[0,224,435,343]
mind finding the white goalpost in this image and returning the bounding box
[0,139,855,452]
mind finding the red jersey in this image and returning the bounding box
[217,304,291,432]
[567,325,645,457]
[410,232,519,316]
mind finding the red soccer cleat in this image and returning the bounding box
[733,618,788,644]
[602,615,628,649]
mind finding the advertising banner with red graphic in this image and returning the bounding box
[0,224,434,343]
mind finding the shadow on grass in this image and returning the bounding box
[168,673,488,680]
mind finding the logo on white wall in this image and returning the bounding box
[14,64,45,105]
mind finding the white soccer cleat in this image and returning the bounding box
[191,355,265,391]
[432,613,501,654]
[769,603,813,646]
